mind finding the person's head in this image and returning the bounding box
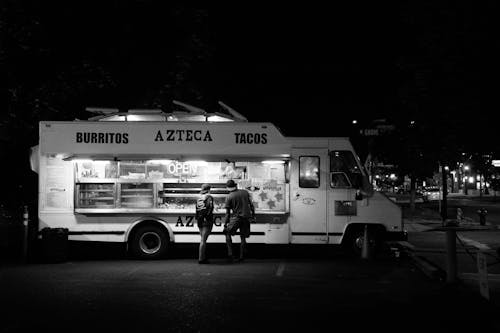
[200,183,211,194]
[226,179,237,191]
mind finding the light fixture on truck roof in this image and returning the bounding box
[85,100,246,123]
[147,160,174,165]
[184,160,209,166]
[72,159,110,165]
[262,160,286,164]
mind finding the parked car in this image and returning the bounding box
[423,186,441,202]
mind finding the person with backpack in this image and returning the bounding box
[196,183,214,264]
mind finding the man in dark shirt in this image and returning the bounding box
[223,179,255,262]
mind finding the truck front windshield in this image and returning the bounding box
[330,151,373,195]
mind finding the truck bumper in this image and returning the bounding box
[383,231,408,241]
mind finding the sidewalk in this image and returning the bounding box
[401,215,500,305]
[448,192,500,202]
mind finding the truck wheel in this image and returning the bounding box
[130,225,169,259]
[346,226,378,256]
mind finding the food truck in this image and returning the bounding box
[30,107,405,259]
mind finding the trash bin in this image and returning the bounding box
[41,227,68,263]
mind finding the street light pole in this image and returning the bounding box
[441,164,448,222]
[457,164,462,194]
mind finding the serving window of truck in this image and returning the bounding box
[74,159,287,214]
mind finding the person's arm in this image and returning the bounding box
[224,196,231,224]
[208,195,214,212]
[248,192,255,218]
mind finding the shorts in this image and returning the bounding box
[224,216,250,238]
[197,217,214,229]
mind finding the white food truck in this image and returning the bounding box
[30,108,405,259]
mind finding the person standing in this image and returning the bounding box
[223,179,255,262]
[196,183,214,264]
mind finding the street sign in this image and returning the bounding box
[360,129,379,136]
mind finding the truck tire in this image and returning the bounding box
[344,226,379,256]
[130,225,169,259]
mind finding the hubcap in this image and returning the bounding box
[355,235,374,249]
[139,232,161,254]
[355,236,364,249]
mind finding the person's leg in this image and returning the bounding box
[239,235,246,260]
[199,226,210,262]
[225,233,233,258]
[225,218,239,260]
[238,218,250,260]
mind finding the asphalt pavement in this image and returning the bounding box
[2,193,500,332]
[2,244,500,332]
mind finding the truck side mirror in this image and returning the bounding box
[352,173,364,189]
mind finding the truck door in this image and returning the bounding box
[327,150,365,243]
[289,149,328,243]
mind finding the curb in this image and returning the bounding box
[411,255,445,281]
[394,241,445,281]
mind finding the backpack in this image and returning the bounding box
[195,194,213,221]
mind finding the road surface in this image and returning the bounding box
[1,252,499,332]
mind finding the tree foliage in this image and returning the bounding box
[1,2,213,209]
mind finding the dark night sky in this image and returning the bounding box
[1,0,499,209]
[5,1,496,138]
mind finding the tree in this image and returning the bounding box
[1,3,214,210]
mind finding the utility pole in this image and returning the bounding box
[441,164,448,223]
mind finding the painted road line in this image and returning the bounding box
[460,273,500,282]
[397,241,479,254]
[276,262,286,277]
[396,241,415,251]
[412,255,442,280]
[414,248,479,254]
[125,263,147,278]
[397,241,443,280]
[458,236,492,251]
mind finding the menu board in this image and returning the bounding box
[44,156,71,210]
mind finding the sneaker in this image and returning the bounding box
[226,255,234,263]
[237,257,244,263]
[198,259,210,264]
